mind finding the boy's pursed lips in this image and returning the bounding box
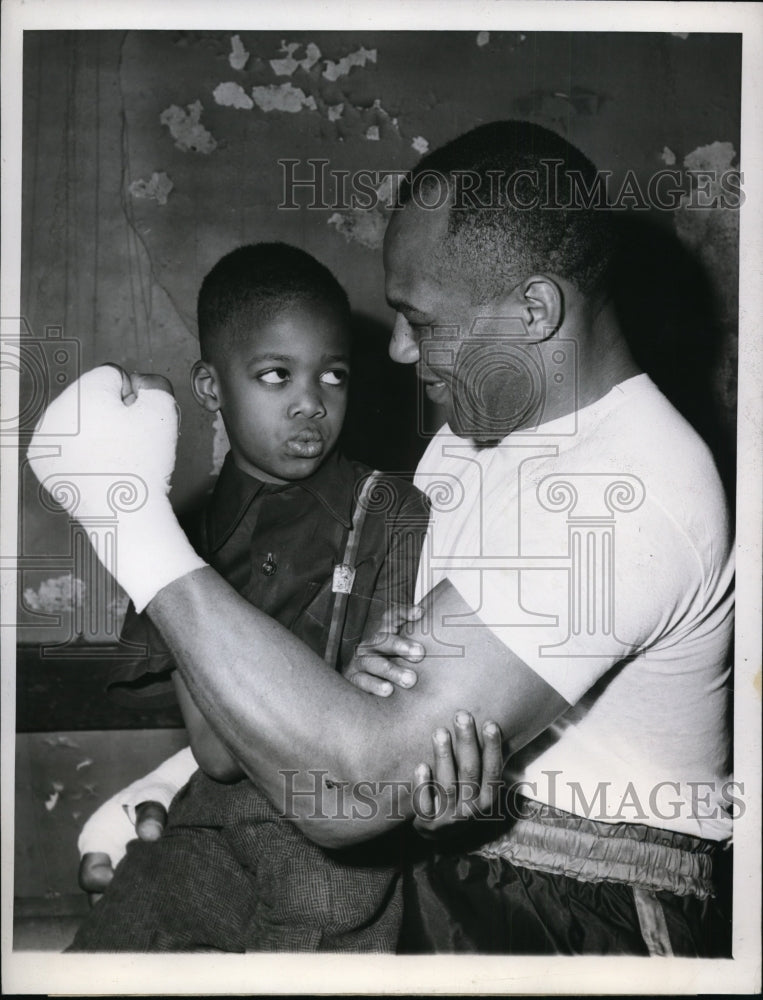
[283,424,326,458]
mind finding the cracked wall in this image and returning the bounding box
[19,30,741,642]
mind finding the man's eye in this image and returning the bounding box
[258,368,289,384]
[320,369,348,386]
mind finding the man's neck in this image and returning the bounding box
[552,296,641,418]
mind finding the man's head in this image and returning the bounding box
[193,243,351,482]
[383,120,618,443]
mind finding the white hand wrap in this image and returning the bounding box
[119,746,197,825]
[77,747,197,867]
[27,366,207,612]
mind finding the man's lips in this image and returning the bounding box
[417,367,451,404]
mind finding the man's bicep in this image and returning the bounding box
[381,578,569,772]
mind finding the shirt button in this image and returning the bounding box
[261,553,277,577]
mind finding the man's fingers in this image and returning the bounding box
[478,721,504,811]
[78,852,114,895]
[100,365,175,406]
[131,373,174,396]
[135,800,168,841]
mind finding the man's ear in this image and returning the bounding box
[519,274,564,341]
[191,360,221,412]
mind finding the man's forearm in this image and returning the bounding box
[146,568,391,814]
[146,567,567,847]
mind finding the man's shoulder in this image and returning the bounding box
[559,377,732,564]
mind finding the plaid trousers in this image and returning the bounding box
[68,769,403,952]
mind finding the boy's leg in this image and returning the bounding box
[67,825,258,952]
[221,788,404,952]
[68,772,260,952]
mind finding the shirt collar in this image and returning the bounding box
[208,449,355,552]
[295,448,356,530]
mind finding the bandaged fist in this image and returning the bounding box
[27,365,206,611]
[28,365,179,516]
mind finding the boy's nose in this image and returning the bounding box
[388,314,421,365]
[288,388,326,419]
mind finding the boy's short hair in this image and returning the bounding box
[197,243,351,363]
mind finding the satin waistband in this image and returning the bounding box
[473,797,716,899]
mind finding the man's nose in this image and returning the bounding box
[388,314,421,365]
[288,385,327,419]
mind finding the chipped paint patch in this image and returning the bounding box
[327,103,344,122]
[476,31,490,47]
[270,41,301,76]
[660,146,676,166]
[365,125,380,141]
[44,781,65,811]
[375,172,403,208]
[44,735,80,749]
[213,82,254,110]
[251,82,316,113]
[211,411,230,476]
[323,46,377,82]
[412,136,430,155]
[271,41,322,76]
[674,140,740,412]
[672,33,690,40]
[328,208,388,250]
[683,141,736,174]
[229,34,250,71]
[160,101,217,154]
[129,172,173,205]
[24,574,85,613]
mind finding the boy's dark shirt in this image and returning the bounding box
[71,450,430,952]
[110,449,430,704]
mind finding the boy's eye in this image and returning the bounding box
[257,368,289,384]
[320,369,348,386]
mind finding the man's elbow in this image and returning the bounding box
[293,813,394,850]
[190,735,244,784]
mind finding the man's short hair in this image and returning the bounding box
[399,120,617,302]
[197,242,350,362]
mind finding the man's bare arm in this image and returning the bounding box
[147,569,568,847]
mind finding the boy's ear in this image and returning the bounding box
[191,360,221,412]
[517,274,564,341]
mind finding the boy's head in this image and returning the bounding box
[193,243,351,483]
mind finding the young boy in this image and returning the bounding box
[67,242,430,952]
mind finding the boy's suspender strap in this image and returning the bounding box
[323,470,381,669]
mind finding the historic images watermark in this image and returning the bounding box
[278,768,746,823]
[279,159,744,212]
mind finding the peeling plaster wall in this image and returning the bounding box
[19,30,741,644]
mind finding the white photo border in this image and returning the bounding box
[2,1,761,994]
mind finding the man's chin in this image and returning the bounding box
[448,412,512,447]
[471,434,505,449]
